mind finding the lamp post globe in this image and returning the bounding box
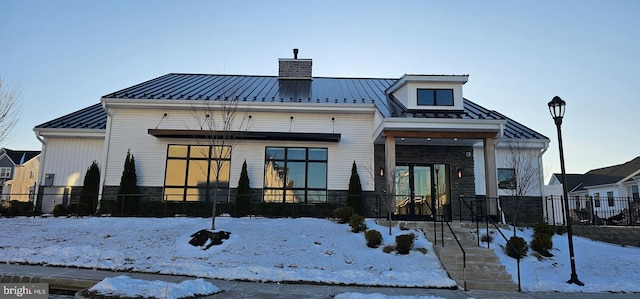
[548,96,584,286]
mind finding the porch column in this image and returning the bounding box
[483,137,498,216]
[384,136,396,216]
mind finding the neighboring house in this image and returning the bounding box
[545,156,640,224]
[33,51,549,220]
[0,148,40,202]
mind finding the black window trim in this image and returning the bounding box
[417,88,455,107]
[263,146,328,204]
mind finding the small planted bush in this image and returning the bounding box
[364,229,383,248]
[395,233,415,254]
[534,222,555,237]
[554,225,567,235]
[349,214,367,233]
[505,236,528,259]
[53,204,68,217]
[531,233,553,257]
[481,232,494,244]
[332,207,354,224]
[382,245,395,253]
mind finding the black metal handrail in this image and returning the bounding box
[459,196,481,247]
[459,195,521,292]
[486,217,522,292]
[422,200,466,290]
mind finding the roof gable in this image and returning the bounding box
[0,148,40,165]
[570,156,640,191]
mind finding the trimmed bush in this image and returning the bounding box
[531,233,553,257]
[365,229,383,248]
[505,236,528,259]
[80,161,100,215]
[234,160,251,218]
[333,207,354,224]
[395,233,415,254]
[346,161,364,215]
[53,204,68,217]
[0,200,34,216]
[382,245,395,253]
[349,214,367,233]
[534,222,555,237]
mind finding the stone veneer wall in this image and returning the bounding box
[374,144,476,220]
[499,196,544,226]
[573,226,640,247]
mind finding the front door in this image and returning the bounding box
[394,164,451,220]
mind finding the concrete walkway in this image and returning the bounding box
[0,263,637,299]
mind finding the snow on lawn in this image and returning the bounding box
[0,217,455,288]
[489,227,640,292]
[87,275,220,298]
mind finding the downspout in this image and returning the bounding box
[34,132,47,210]
[96,101,113,213]
[539,141,549,223]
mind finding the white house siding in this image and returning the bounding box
[473,144,544,196]
[103,106,376,192]
[40,137,104,187]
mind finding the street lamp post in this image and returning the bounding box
[548,96,584,286]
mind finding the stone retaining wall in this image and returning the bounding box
[572,226,640,247]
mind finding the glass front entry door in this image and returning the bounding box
[394,164,451,220]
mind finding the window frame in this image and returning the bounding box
[594,193,601,208]
[607,191,614,207]
[417,88,454,107]
[0,167,11,178]
[497,168,517,190]
[163,144,231,202]
[263,147,328,204]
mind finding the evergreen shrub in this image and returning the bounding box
[506,236,528,258]
[332,207,354,224]
[395,233,415,254]
[349,214,367,233]
[364,229,383,248]
[53,204,67,217]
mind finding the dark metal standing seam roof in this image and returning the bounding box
[35,73,548,141]
[1,149,40,164]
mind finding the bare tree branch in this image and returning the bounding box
[0,77,22,145]
[191,100,251,230]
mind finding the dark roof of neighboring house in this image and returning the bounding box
[36,73,547,140]
[568,156,640,191]
[551,173,585,192]
[0,148,40,165]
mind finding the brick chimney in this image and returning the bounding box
[278,48,312,80]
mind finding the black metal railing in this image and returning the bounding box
[546,195,640,226]
[459,195,521,292]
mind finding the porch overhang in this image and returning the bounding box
[148,129,341,142]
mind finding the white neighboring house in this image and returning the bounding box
[544,156,640,225]
[33,51,549,220]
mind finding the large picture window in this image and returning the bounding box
[264,147,327,203]
[417,89,454,106]
[163,145,230,202]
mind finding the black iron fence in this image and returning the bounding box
[545,195,640,226]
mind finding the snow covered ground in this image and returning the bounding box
[2,216,640,297]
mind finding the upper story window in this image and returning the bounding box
[0,167,11,178]
[417,89,454,106]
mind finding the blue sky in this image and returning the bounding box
[2,0,639,180]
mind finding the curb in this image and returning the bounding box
[0,274,98,291]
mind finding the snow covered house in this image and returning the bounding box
[33,51,549,220]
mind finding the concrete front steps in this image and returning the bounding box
[388,221,519,292]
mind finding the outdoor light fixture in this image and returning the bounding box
[548,96,584,286]
[379,167,384,177]
[457,168,463,178]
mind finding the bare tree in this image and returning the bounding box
[192,99,250,230]
[0,77,22,145]
[364,163,396,236]
[500,137,543,235]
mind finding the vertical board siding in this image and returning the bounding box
[104,107,375,191]
[41,137,104,186]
